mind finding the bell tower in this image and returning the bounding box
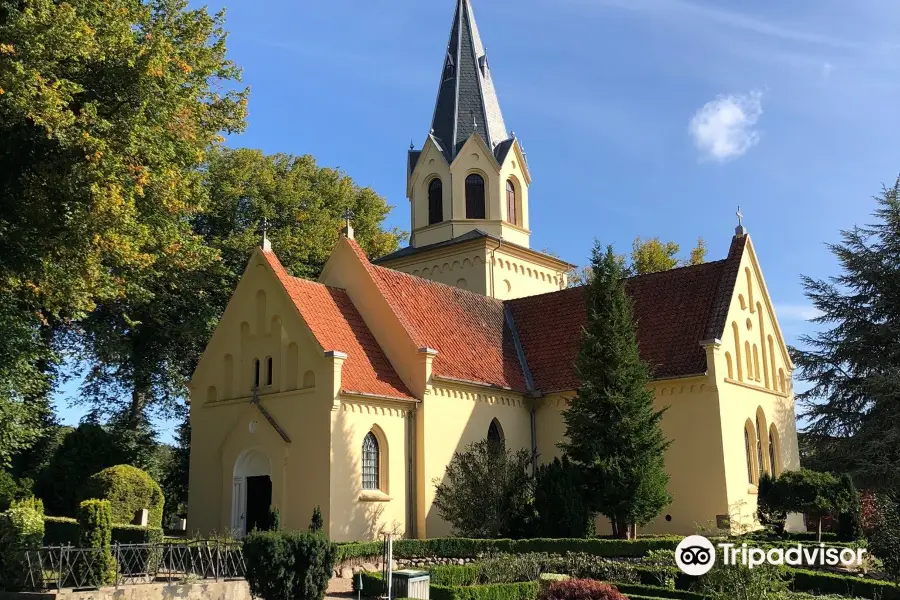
[374,0,571,300]
[406,0,531,249]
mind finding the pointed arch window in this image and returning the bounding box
[744,425,755,484]
[768,425,779,476]
[362,432,380,490]
[487,418,505,454]
[465,174,486,219]
[428,179,443,225]
[506,179,517,225]
[756,415,766,476]
[253,359,260,389]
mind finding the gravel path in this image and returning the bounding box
[326,576,357,600]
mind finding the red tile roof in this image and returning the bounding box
[507,235,747,392]
[369,265,527,391]
[266,235,745,399]
[345,237,526,390]
[262,250,414,400]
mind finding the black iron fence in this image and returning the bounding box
[9,540,245,591]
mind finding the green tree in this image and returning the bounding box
[560,242,671,538]
[161,413,190,525]
[630,236,707,275]
[790,179,900,491]
[77,148,405,432]
[533,456,595,538]
[309,506,323,533]
[433,438,535,538]
[775,469,851,542]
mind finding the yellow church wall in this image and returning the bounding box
[490,246,566,300]
[535,382,729,536]
[405,246,491,296]
[188,249,335,536]
[713,237,803,532]
[421,381,531,538]
[328,396,413,542]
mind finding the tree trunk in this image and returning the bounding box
[817,516,823,543]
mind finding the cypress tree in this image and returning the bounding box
[560,242,671,538]
[791,178,900,491]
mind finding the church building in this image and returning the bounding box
[186,0,803,540]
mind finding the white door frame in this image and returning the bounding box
[232,448,270,539]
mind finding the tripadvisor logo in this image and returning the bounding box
[674,535,867,575]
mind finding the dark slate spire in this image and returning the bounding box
[429,0,509,162]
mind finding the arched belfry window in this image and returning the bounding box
[428,179,443,225]
[465,174,486,219]
[506,179,517,225]
[362,432,380,490]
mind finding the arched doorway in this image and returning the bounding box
[232,449,272,537]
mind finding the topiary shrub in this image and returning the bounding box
[75,499,116,587]
[0,499,45,591]
[537,579,627,600]
[309,505,323,533]
[243,530,336,600]
[267,506,280,531]
[82,465,164,528]
[533,457,595,539]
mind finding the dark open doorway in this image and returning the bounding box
[245,475,272,534]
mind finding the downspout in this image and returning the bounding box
[504,304,539,474]
[530,406,538,477]
[406,408,417,539]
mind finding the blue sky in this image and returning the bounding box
[53,0,900,441]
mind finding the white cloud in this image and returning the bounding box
[689,90,763,162]
[776,304,823,321]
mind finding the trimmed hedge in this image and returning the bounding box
[432,582,540,600]
[43,516,162,545]
[82,465,164,528]
[788,567,899,600]
[614,584,707,600]
[0,499,45,591]
[337,538,682,562]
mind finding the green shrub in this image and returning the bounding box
[44,515,79,544]
[533,458,595,539]
[432,581,540,600]
[336,537,681,563]
[0,500,45,590]
[428,553,639,586]
[537,579,626,600]
[267,506,280,531]
[82,465,164,528]
[309,505,323,533]
[0,471,33,511]
[868,494,900,582]
[788,567,900,599]
[642,550,677,589]
[612,584,707,600]
[695,561,789,600]
[243,530,336,600]
[433,439,536,538]
[836,474,863,542]
[757,473,787,535]
[111,524,164,544]
[76,499,116,587]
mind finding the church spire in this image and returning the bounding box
[429,0,509,162]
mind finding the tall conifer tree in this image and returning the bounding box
[560,242,671,538]
[792,179,900,491]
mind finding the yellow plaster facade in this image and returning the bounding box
[186,0,804,542]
